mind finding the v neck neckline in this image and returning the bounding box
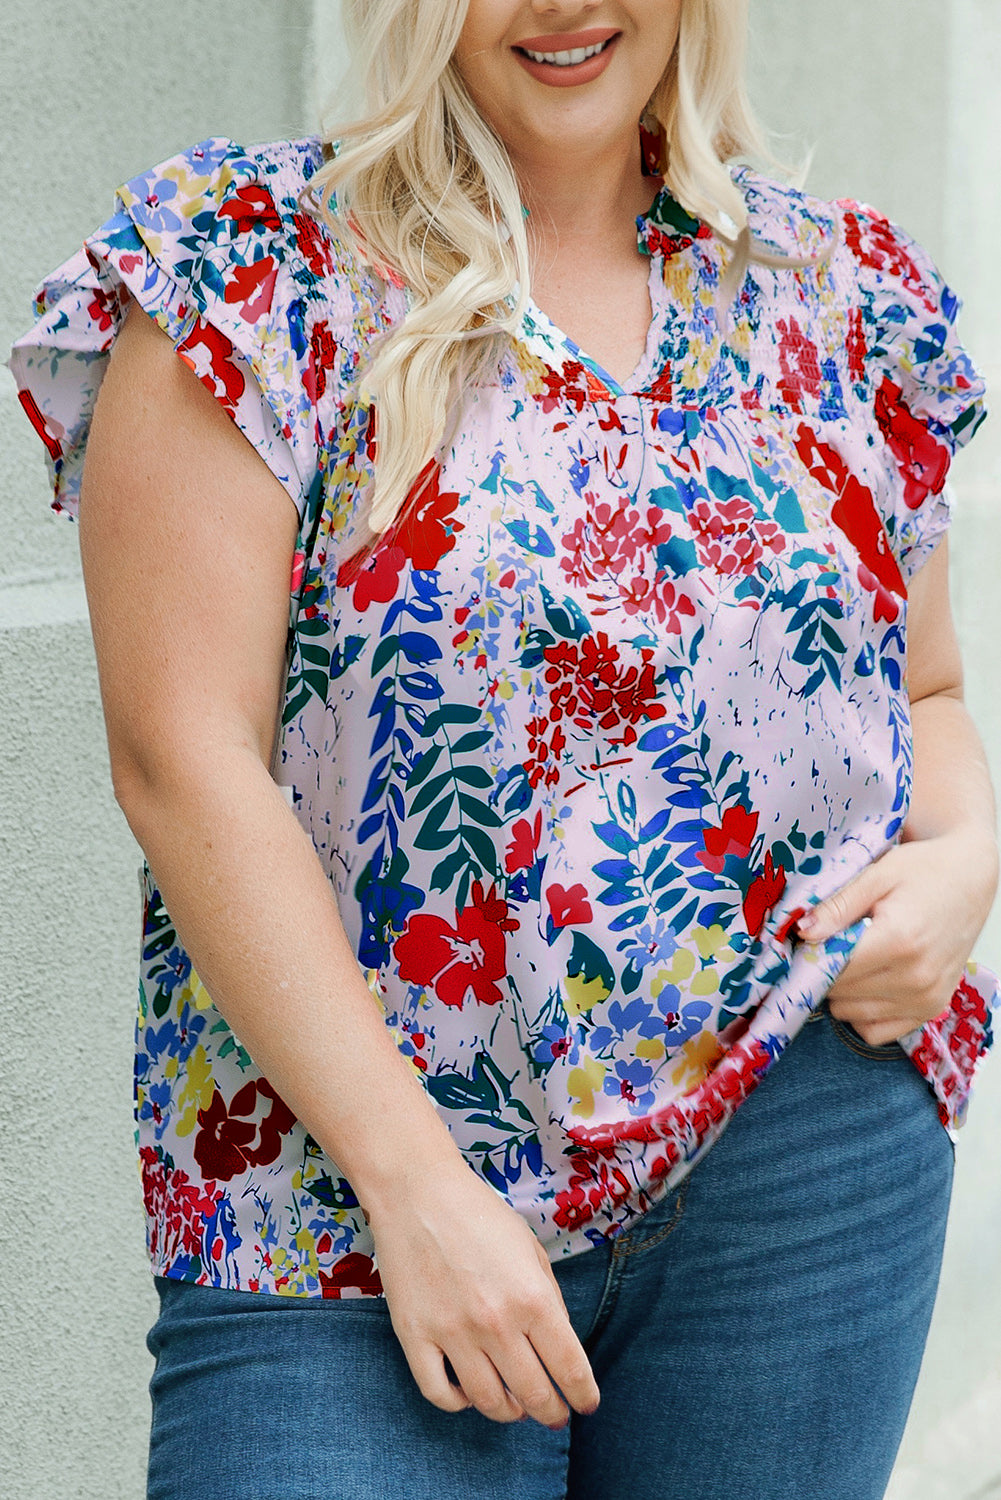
[520,252,668,399]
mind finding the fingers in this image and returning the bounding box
[796,859,889,942]
[446,1347,527,1424]
[799,845,965,1039]
[525,1270,600,1418]
[827,1006,922,1046]
[825,899,960,1009]
[451,1313,597,1429]
[404,1333,569,1428]
[395,1278,598,1428]
[405,1343,473,1414]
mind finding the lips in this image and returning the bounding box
[512,28,620,86]
[514,27,620,54]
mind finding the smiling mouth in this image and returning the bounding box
[516,37,615,68]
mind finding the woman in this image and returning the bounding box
[10,0,999,1496]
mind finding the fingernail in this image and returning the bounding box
[796,909,819,935]
[776,905,808,942]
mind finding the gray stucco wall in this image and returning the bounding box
[1,5,316,1496]
[2,3,997,1495]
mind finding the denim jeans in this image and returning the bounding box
[146,1005,953,1500]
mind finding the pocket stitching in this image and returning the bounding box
[827,1011,910,1061]
[612,1179,689,1258]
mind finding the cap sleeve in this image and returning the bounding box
[8,136,344,520]
[842,202,987,580]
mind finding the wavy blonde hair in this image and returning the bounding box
[309,0,770,534]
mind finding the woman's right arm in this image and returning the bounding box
[82,305,598,1428]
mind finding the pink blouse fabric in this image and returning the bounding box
[9,136,996,1299]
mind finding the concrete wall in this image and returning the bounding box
[1,3,997,1495]
[0,5,315,1496]
[750,9,1001,1495]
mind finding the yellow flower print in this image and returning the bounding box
[175,1045,215,1138]
[664,259,697,313]
[652,947,697,996]
[635,1036,666,1061]
[564,972,609,1017]
[567,1056,607,1118]
[179,967,213,1011]
[693,924,737,964]
[688,338,718,389]
[670,1032,724,1091]
[271,1246,301,1295]
[294,1226,320,1278]
[727,314,752,363]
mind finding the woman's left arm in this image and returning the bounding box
[798,539,999,1044]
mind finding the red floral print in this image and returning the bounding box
[219,183,282,234]
[689,495,785,577]
[560,496,694,628]
[223,256,279,320]
[193,1079,296,1182]
[553,1152,633,1231]
[140,1147,225,1265]
[643,225,699,260]
[390,462,465,570]
[86,292,114,333]
[177,317,246,413]
[874,376,951,511]
[697,804,760,873]
[293,210,334,277]
[842,207,938,314]
[743,851,787,938]
[795,423,906,622]
[846,305,866,386]
[505,812,542,873]
[536,360,591,413]
[547,883,593,928]
[394,882,518,1009]
[524,632,667,787]
[776,316,823,411]
[16,388,63,463]
[339,543,406,613]
[319,1253,384,1299]
[307,320,337,402]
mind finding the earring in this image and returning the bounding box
[639,112,668,177]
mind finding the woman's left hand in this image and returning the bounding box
[796,827,998,1046]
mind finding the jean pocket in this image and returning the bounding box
[825,1008,911,1061]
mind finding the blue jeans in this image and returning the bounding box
[146,1006,953,1499]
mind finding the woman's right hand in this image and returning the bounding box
[367,1163,599,1428]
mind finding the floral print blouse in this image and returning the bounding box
[10,136,997,1299]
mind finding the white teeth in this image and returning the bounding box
[523,39,608,66]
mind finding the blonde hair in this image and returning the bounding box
[309,0,770,534]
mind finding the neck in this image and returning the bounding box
[511,133,658,269]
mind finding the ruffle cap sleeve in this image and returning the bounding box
[9,136,346,519]
[842,201,987,579]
